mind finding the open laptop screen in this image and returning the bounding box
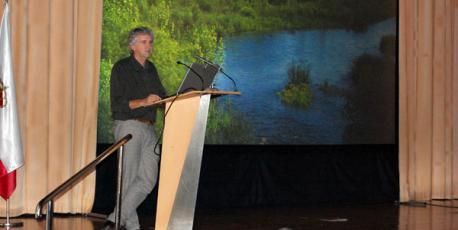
[176,63,219,94]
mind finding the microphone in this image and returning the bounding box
[194,55,219,70]
[219,68,238,92]
[176,61,205,90]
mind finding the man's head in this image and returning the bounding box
[128,27,154,61]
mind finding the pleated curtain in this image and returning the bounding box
[399,0,458,201]
[0,0,102,215]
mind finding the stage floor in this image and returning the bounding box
[2,201,458,229]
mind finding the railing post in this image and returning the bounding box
[115,145,124,230]
[33,134,132,229]
[46,200,53,230]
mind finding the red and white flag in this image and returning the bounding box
[0,2,24,200]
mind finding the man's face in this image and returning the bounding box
[130,34,153,59]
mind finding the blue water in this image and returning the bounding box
[214,18,396,144]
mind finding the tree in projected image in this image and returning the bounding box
[343,35,396,144]
[98,0,253,143]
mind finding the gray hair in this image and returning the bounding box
[127,27,153,46]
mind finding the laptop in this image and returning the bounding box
[175,63,219,94]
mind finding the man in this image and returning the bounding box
[106,27,166,230]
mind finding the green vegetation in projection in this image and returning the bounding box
[343,35,397,144]
[277,62,313,109]
[170,0,397,35]
[97,59,113,143]
[97,0,251,143]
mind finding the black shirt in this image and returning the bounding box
[110,55,166,122]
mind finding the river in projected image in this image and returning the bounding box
[214,18,396,145]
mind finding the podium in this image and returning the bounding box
[152,90,240,230]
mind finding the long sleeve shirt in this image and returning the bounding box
[110,55,166,122]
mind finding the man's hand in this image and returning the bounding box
[143,94,162,106]
[129,94,162,109]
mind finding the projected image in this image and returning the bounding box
[97,0,397,145]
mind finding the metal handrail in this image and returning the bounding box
[34,134,132,227]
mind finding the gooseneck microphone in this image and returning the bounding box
[176,61,205,90]
[219,68,238,92]
[194,55,219,69]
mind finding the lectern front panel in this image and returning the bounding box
[155,94,211,230]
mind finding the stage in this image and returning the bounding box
[3,201,458,229]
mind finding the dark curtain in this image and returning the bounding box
[93,144,398,214]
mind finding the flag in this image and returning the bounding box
[0,2,24,200]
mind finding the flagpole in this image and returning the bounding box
[0,199,23,228]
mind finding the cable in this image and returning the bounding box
[397,200,427,207]
[153,60,198,155]
[153,58,238,155]
[426,200,458,209]
[153,92,181,156]
[397,200,458,209]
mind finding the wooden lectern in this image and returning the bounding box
[153,90,240,230]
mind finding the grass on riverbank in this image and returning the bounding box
[170,0,397,36]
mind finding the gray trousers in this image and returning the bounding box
[108,120,160,230]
